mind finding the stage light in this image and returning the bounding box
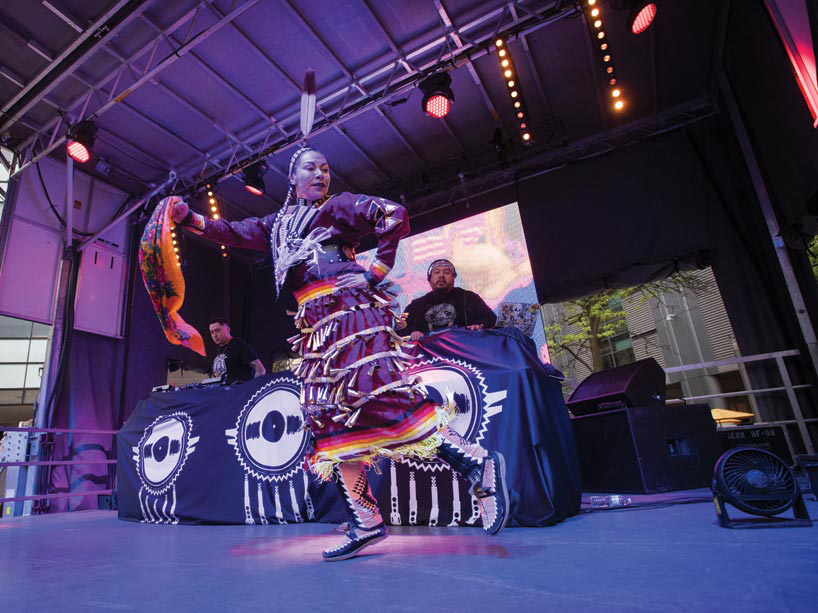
[594,20,602,28]
[207,191,213,196]
[221,245,226,250]
[243,159,268,196]
[209,198,216,205]
[499,49,507,57]
[591,8,599,17]
[522,133,530,141]
[614,100,624,110]
[603,55,611,62]
[211,206,218,212]
[66,119,97,163]
[504,69,512,78]
[610,78,617,85]
[588,0,596,4]
[495,38,504,47]
[612,88,621,97]
[514,101,521,108]
[597,31,605,39]
[601,43,608,50]
[508,80,515,87]
[629,2,658,35]
[510,91,518,98]
[419,72,455,119]
[517,112,524,119]
[213,213,220,219]
[520,123,527,129]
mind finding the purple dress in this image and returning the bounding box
[187,192,443,478]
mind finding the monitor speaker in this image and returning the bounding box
[566,358,665,416]
[571,404,722,493]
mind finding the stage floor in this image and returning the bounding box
[2,490,817,612]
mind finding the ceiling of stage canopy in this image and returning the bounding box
[0,0,718,222]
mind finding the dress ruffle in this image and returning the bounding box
[290,277,446,479]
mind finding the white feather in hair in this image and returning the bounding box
[300,69,316,140]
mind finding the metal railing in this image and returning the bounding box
[0,427,118,515]
[663,349,814,454]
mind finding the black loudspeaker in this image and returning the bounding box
[571,404,722,493]
[566,358,665,416]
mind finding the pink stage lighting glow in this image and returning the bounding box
[244,184,263,196]
[424,94,451,119]
[631,3,657,35]
[67,140,90,163]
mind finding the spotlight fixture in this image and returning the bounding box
[66,119,97,163]
[628,2,658,35]
[243,159,268,196]
[419,72,455,119]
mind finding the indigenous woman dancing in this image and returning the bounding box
[172,147,509,561]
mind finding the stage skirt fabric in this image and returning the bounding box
[290,271,446,480]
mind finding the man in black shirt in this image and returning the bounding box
[209,317,266,383]
[403,259,497,341]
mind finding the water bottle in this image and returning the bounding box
[589,495,632,509]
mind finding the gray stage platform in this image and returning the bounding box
[1,491,817,612]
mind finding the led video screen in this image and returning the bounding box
[362,202,549,362]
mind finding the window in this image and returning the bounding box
[0,315,51,421]
[601,332,636,370]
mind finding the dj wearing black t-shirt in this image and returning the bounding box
[208,318,266,383]
[403,259,496,340]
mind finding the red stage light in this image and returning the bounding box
[243,159,268,196]
[65,119,97,163]
[424,94,451,118]
[67,141,90,163]
[631,3,657,35]
[419,73,454,119]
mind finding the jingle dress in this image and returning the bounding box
[184,193,444,478]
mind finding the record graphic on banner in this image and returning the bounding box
[133,412,199,496]
[225,376,307,483]
[404,358,506,472]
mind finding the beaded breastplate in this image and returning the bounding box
[270,197,332,296]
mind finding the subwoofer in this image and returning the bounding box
[566,358,665,416]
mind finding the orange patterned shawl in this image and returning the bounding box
[139,196,205,356]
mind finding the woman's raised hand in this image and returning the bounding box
[171,200,189,223]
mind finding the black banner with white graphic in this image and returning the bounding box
[117,328,581,526]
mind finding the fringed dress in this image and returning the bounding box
[185,192,443,479]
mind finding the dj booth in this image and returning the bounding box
[117,328,581,527]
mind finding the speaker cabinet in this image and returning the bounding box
[566,358,665,416]
[571,404,722,493]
